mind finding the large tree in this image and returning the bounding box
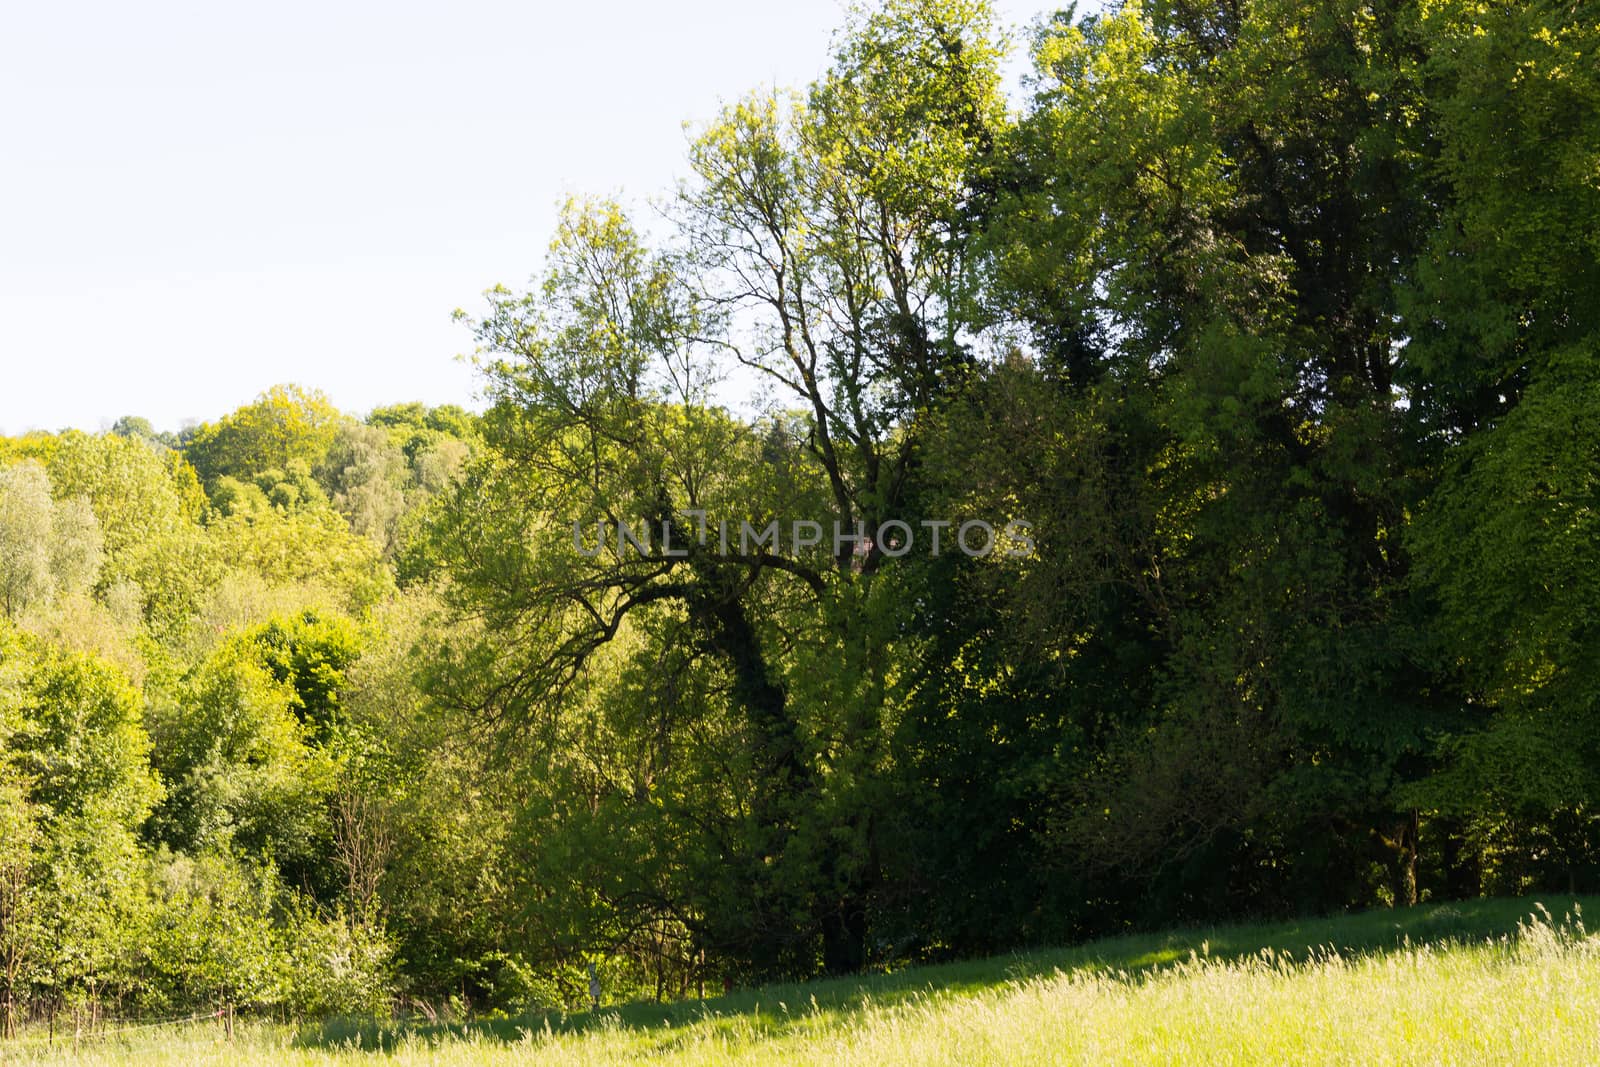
[431,0,1009,978]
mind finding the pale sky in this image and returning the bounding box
[0,0,1045,436]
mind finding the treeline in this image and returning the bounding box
[0,394,492,1032]
[5,0,1600,1034]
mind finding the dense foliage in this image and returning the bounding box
[2,0,1598,1033]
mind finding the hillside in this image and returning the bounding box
[12,897,1599,1065]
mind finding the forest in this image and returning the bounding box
[3,0,1599,1036]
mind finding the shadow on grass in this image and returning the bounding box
[295,894,1598,1053]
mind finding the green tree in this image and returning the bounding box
[0,462,104,620]
[0,628,162,1015]
[1401,0,1600,882]
[0,463,56,619]
[110,416,178,450]
[319,421,409,554]
[43,431,215,630]
[140,851,286,1016]
[184,385,343,491]
[0,774,38,1038]
[435,0,1010,978]
[958,0,1456,918]
[208,502,394,614]
[144,637,336,885]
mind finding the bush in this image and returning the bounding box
[280,906,396,1019]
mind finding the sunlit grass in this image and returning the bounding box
[9,898,1599,1065]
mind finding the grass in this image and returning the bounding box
[8,896,1600,1065]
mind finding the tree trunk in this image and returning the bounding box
[1397,809,1419,907]
[694,584,818,970]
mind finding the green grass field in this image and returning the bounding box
[8,897,1599,1065]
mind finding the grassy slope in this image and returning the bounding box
[10,895,1600,1065]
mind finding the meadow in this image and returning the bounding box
[5,896,1595,1066]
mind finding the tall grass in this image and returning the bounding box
[7,900,1598,1065]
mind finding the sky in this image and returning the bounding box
[0,0,1046,436]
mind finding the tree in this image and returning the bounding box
[0,627,39,1036]
[144,636,337,887]
[44,431,214,630]
[0,628,162,1017]
[951,0,1462,917]
[208,501,395,614]
[0,774,38,1039]
[319,421,409,555]
[183,385,343,491]
[0,461,104,620]
[140,852,285,1017]
[1400,0,1600,887]
[110,416,177,450]
[0,463,55,619]
[434,0,1010,977]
